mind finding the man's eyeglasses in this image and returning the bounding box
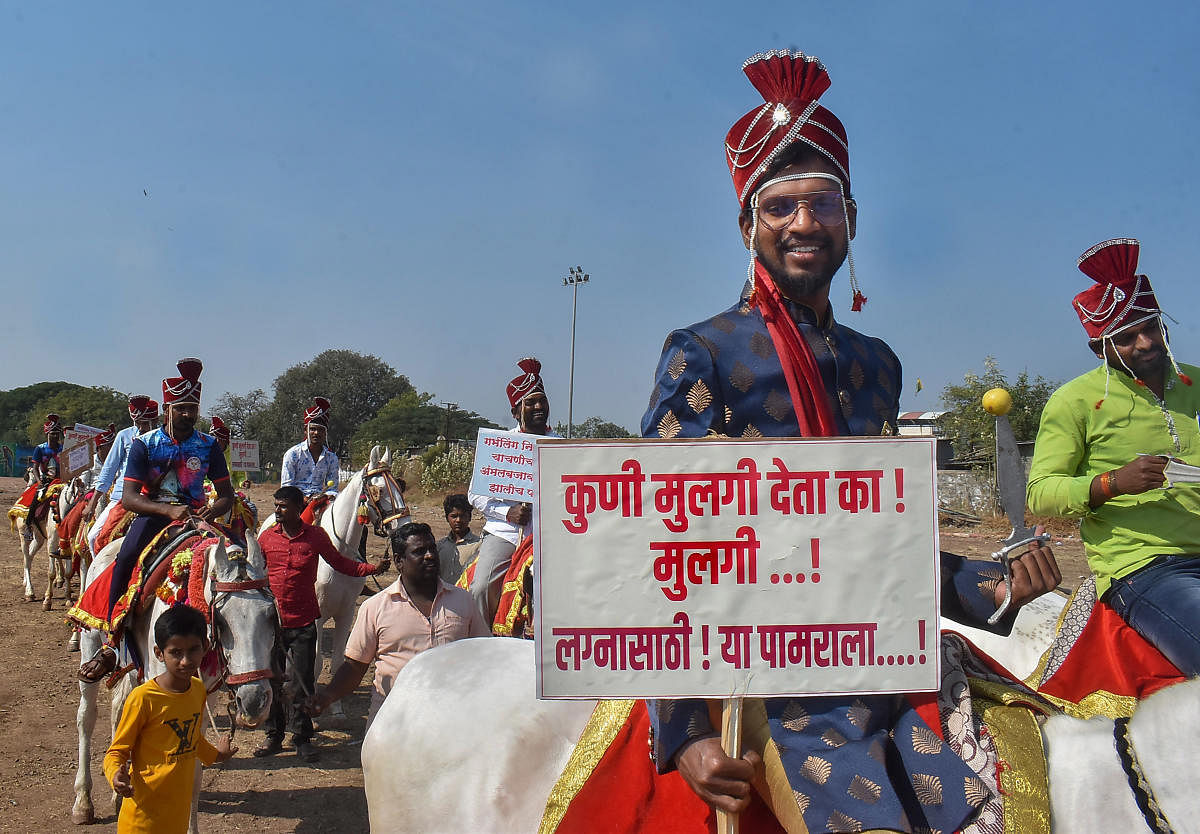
[755,190,846,231]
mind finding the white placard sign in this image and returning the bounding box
[535,437,940,699]
[63,440,93,479]
[229,440,260,472]
[468,428,540,502]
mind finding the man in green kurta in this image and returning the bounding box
[1027,237,1200,675]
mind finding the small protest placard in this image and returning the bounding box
[468,428,540,502]
[535,437,940,699]
[229,440,260,472]
[61,436,95,480]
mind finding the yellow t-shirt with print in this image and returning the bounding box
[103,676,219,834]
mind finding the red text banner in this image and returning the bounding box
[535,438,940,699]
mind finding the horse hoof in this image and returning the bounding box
[24,594,35,603]
[71,806,94,825]
[42,598,52,612]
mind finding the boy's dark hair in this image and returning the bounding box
[154,604,208,649]
[390,521,433,550]
[443,493,471,516]
[274,485,306,507]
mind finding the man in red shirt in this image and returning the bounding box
[256,485,387,762]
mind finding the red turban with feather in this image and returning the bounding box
[303,397,331,427]
[725,50,850,207]
[1073,239,1160,340]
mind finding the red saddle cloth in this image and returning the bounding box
[67,522,214,634]
[300,494,332,525]
[549,700,785,834]
[58,490,92,571]
[1038,601,1183,701]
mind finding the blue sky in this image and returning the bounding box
[3,3,1199,435]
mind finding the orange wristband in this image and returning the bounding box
[1098,471,1116,499]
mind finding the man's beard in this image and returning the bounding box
[770,270,834,302]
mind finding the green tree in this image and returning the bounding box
[21,386,130,444]
[553,416,634,438]
[938,357,1057,467]
[212,388,270,438]
[250,350,416,468]
[0,382,96,444]
[351,391,498,460]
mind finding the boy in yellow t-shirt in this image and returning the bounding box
[103,605,236,833]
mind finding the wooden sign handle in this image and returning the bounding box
[715,696,744,834]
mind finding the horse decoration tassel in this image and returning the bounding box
[357,497,371,526]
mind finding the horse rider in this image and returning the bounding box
[10,414,65,545]
[281,397,340,522]
[467,357,559,625]
[77,358,233,683]
[83,395,159,557]
[635,50,1062,832]
[1028,238,1200,676]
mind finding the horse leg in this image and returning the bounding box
[43,553,56,611]
[327,605,355,719]
[108,674,134,817]
[72,629,101,824]
[188,761,202,834]
[21,526,39,602]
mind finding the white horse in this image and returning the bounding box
[362,638,1199,834]
[945,589,1068,681]
[72,532,277,830]
[12,476,78,605]
[259,445,409,716]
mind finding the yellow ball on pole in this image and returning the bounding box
[982,388,1013,416]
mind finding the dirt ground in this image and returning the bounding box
[0,477,1088,833]
[0,477,464,834]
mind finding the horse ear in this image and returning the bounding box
[382,447,391,466]
[244,535,266,575]
[369,445,381,469]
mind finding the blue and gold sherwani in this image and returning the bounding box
[641,284,1011,833]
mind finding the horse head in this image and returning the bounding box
[363,445,410,541]
[206,536,276,727]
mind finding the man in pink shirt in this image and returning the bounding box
[256,485,387,761]
[304,521,489,725]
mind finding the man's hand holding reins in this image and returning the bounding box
[994,524,1061,610]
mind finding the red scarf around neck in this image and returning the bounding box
[751,261,839,437]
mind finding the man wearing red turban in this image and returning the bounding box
[467,357,557,625]
[83,395,159,555]
[1029,238,1200,676]
[77,359,233,683]
[628,50,1062,834]
[281,397,341,515]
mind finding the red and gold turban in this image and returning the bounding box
[1073,239,1160,340]
[43,413,63,435]
[726,50,850,207]
[303,397,331,427]
[506,357,545,409]
[209,415,231,442]
[162,358,203,406]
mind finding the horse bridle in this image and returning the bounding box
[362,464,410,535]
[204,549,276,739]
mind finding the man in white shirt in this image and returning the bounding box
[467,358,557,624]
[281,397,340,519]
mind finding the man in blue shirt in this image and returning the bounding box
[83,395,159,554]
[78,359,233,683]
[281,397,340,515]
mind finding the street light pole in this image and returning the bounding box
[562,266,590,439]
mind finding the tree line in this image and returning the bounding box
[0,350,634,473]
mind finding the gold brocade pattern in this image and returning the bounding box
[686,380,713,414]
[730,360,755,392]
[537,700,634,834]
[666,350,687,380]
[657,411,681,439]
[976,701,1050,834]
